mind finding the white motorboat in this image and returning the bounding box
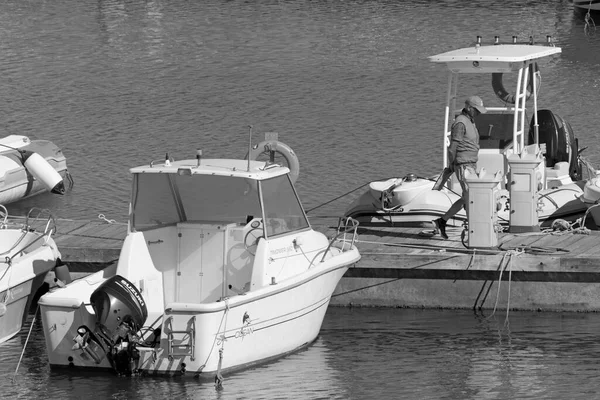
[0,135,71,205]
[39,135,361,381]
[345,36,596,229]
[0,206,66,344]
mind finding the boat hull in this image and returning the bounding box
[39,261,354,377]
[574,0,600,11]
[346,177,589,228]
[0,229,61,344]
[140,265,348,377]
[0,136,68,204]
[0,280,36,344]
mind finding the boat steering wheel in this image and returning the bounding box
[243,218,264,256]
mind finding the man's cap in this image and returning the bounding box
[466,95,487,114]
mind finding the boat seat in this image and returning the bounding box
[369,178,401,193]
[545,161,572,188]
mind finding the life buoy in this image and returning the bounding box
[247,140,300,184]
[492,63,540,104]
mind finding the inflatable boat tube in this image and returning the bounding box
[248,141,300,184]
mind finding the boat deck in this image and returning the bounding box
[344,223,600,283]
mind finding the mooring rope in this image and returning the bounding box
[198,300,230,378]
[214,299,229,390]
[486,250,521,322]
[305,177,404,214]
[305,182,371,214]
[12,305,39,382]
[584,3,597,37]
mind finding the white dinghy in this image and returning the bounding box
[0,135,71,205]
[39,134,360,382]
[0,206,66,344]
[345,36,597,229]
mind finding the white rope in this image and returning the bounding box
[215,299,229,390]
[585,3,597,37]
[98,214,117,224]
[487,249,522,321]
[13,305,39,382]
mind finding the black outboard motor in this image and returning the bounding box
[73,275,148,375]
[529,109,581,181]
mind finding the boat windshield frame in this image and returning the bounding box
[129,171,311,236]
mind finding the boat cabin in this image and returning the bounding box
[118,157,316,316]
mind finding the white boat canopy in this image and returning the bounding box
[429,44,562,73]
[427,40,563,164]
[130,159,290,180]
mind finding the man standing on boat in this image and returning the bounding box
[434,95,487,239]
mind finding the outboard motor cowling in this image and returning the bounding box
[84,275,148,375]
[529,109,581,181]
[91,275,148,339]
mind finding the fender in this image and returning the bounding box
[247,140,300,184]
[22,151,66,194]
[492,63,539,104]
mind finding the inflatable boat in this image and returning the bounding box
[0,135,70,204]
[345,37,596,229]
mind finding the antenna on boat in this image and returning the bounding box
[247,125,253,172]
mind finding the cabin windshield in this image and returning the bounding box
[131,173,262,230]
[475,112,521,150]
[131,172,310,234]
[260,174,310,237]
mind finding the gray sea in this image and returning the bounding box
[1,0,600,398]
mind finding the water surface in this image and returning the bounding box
[0,0,599,398]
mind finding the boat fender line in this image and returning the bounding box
[215,348,224,390]
[21,151,66,194]
[492,63,540,104]
[247,140,300,184]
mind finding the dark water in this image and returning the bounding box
[1,0,600,398]
[3,307,600,399]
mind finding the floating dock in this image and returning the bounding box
[42,217,600,312]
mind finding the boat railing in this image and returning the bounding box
[0,207,57,260]
[320,217,359,262]
[25,207,57,243]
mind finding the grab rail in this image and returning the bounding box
[319,217,359,262]
[1,208,58,261]
[25,207,57,237]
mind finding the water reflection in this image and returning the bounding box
[4,308,600,398]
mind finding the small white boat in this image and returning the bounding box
[345,36,597,229]
[39,135,360,380]
[0,135,71,205]
[0,206,66,344]
[573,0,600,12]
